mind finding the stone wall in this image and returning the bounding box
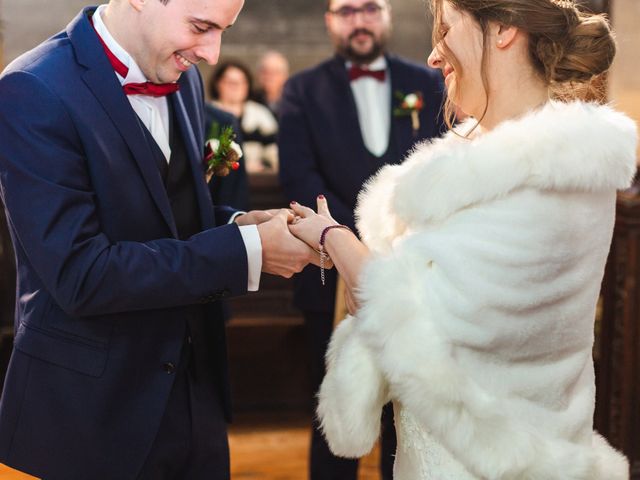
[610,0,640,160]
[2,0,637,153]
[1,0,434,74]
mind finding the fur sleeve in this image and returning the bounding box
[355,162,408,253]
[357,247,612,479]
[316,316,389,458]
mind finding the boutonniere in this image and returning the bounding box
[393,91,424,135]
[204,123,243,183]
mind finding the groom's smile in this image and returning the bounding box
[116,0,245,84]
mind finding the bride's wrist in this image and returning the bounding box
[318,225,352,285]
[319,225,352,250]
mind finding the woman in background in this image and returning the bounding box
[209,60,279,173]
[288,0,638,478]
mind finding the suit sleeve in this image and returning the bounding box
[278,78,356,230]
[0,70,248,317]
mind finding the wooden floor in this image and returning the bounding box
[0,413,381,479]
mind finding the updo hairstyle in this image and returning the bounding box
[431,0,616,127]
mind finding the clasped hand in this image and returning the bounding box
[236,200,361,314]
[289,197,364,315]
[234,207,334,278]
[287,196,339,248]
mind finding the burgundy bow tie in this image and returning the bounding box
[91,17,179,97]
[348,65,386,82]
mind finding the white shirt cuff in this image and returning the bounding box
[238,224,262,292]
[229,211,246,224]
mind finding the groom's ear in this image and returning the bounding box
[129,0,147,13]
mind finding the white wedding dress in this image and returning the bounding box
[393,404,477,480]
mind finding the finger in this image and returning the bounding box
[306,248,333,269]
[252,211,273,224]
[284,211,295,223]
[274,209,292,224]
[289,201,315,218]
[317,195,330,217]
[307,248,323,268]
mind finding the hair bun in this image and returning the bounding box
[552,12,616,83]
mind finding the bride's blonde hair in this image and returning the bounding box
[430,0,616,129]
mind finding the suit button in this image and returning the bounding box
[162,362,176,374]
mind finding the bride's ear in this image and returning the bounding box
[494,23,518,49]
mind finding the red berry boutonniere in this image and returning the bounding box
[393,91,424,136]
[204,124,243,183]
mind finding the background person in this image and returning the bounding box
[278,0,445,478]
[255,50,290,117]
[209,60,279,173]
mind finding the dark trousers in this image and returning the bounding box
[137,340,229,480]
[304,312,396,480]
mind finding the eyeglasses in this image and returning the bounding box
[328,2,385,23]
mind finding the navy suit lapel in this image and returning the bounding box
[69,7,178,238]
[170,93,215,230]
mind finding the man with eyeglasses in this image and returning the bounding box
[278,1,445,479]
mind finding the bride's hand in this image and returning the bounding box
[288,195,338,249]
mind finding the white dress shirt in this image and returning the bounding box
[93,5,172,162]
[93,5,262,291]
[347,56,391,157]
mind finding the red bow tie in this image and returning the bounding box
[91,17,179,97]
[348,65,386,82]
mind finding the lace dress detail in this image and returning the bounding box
[393,404,478,480]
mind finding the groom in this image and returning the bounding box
[0,0,319,479]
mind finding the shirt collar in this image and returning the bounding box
[93,4,148,85]
[345,56,388,72]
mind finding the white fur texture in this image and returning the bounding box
[318,101,637,479]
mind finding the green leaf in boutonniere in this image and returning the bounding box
[393,90,424,136]
[203,122,243,183]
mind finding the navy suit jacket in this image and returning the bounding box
[278,54,445,313]
[0,7,246,479]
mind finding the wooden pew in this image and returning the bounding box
[596,184,640,479]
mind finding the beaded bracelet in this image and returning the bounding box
[318,225,352,285]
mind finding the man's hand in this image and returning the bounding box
[256,210,327,278]
[234,209,288,226]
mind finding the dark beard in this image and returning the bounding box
[337,29,387,65]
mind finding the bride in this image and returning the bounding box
[288,0,638,478]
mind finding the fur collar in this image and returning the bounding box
[357,101,637,240]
